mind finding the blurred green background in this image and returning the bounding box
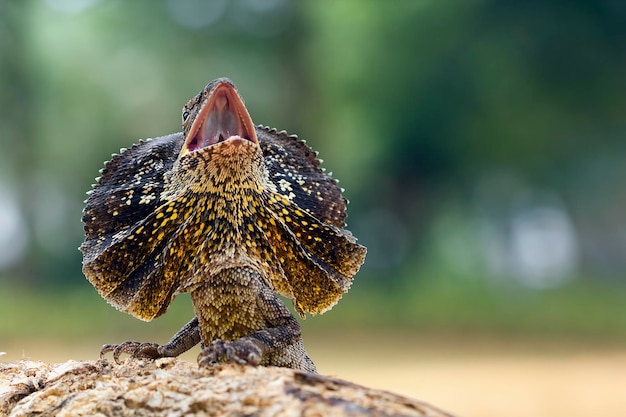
[2,0,625,338]
[1,1,626,416]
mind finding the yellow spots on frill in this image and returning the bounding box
[169,246,184,257]
[301,220,308,226]
[112,210,119,216]
[156,212,164,219]
[193,223,205,237]
[247,223,254,232]
[294,209,303,217]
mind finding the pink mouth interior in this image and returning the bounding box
[186,88,256,153]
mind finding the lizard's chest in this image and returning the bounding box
[165,191,280,291]
[190,267,268,342]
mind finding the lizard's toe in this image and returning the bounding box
[130,342,162,359]
[198,338,263,367]
[100,341,162,364]
[100,343,118,360]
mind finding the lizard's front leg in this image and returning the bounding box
[100,316,200,363]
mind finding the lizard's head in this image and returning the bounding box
[179,77,258,158]
[167,77,265,196]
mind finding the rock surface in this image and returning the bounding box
[0,359,454,416]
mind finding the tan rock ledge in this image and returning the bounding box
[0,359,455,417]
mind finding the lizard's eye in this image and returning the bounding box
[182,111,190,122]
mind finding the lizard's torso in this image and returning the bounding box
[192,267,268,342]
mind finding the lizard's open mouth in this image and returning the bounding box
[181,81,258,156]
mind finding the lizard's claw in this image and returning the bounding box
[198,338,263,368]
[100,341,162,364]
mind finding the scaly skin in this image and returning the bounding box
[80,78,366,372]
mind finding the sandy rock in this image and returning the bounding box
[0,359,454,417]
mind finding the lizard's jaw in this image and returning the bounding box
[181,82,258,157]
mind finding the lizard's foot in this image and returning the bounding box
[198,338,264,367]
[100,341,162,364]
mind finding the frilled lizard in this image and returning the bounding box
[80,78,366,373]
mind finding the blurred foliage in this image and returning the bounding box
[1,0,625,335]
